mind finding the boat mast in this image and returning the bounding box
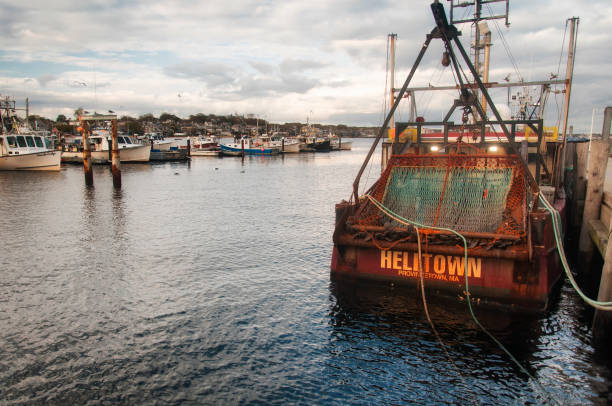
[561,17,579,141]
[389,33,397,141]
[448,0,509,120]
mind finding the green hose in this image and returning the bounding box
[538,194,612,310]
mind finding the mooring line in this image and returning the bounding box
[365,194,562,405]
[415,226,480,406]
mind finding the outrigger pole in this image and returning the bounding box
[352,1,539,203]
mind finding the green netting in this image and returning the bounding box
[381,165,513,233]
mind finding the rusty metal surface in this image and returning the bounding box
[336,233,529,260]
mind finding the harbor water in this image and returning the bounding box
[1,139,610,404]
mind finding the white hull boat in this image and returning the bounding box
[0,133,61,171]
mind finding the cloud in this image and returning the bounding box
[0,0,608,131]
[164,61,237,88]
[37,74,56,87]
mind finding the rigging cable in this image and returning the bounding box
[486,4,523,82]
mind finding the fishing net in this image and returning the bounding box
[354,153,529,237]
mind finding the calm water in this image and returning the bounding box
[1,139,610,405]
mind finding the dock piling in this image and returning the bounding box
[592,106,612,344]
[111,119,121,189]
[81,121,93,186]
[579,138,610,257]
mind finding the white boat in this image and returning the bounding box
[0,132,61,170]
[146,132,174,151]
[330,137,352,151]
[61,132,150,163]
[268,135,300,153]
[0,96,61,171]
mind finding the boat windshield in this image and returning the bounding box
[44,138,50,149]
[124,137,132,144]
[25,136,35,147]
[16,136,26,147]
[7,136,17,148]
[34,137,44,148]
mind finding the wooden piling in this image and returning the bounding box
[572,141,589,228]
[593,244,612,344]
[111,119,121,189]
[579,138,611,256]
[592,106,612,343]
[82,121,93,186]
[187,138,191,158]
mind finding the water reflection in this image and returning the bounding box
[326,278,582,404]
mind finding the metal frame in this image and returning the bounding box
[352,2,542,202]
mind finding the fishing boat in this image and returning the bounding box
[219,137,280,156]
[269,134,301,153]
[331,1,574,311]
[190,135,220,156]
[62,131,150,163]
[0,96,61,171]
[330,134,352,151]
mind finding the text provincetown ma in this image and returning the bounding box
[380,250,481,282]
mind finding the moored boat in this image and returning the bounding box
[331,1,570,312]
[0,96,61,171]
[61,131,150,163]
[219,137,280,156]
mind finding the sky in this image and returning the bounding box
[0,0,609,133]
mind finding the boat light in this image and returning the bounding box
[430,145,439,152]
[489,145,499,153]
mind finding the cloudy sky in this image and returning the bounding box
[0,1,609,132]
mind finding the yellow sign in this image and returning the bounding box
[380,250,482,282]
[525,126,558,142]
[388,127,417,142]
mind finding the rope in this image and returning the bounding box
[364,194,563,405]
[538,193,612,310]
[415,227,480,406]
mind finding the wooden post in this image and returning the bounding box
[111,119,121,189]
[82,121,93,186]
[187,138,191,157]
[282,137,285,152]
[593,240,612,344]
[241,139,245,157]
[572,141,589,228]
[579,139,611,256]
[592,107,612,343]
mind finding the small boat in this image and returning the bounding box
[0,96,61,171]
[146,132,174,151]
[219,137,280,156]
[267,133,301,153]
[330,136,352,151]
[190,135,220,156]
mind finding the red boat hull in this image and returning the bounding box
[331,202,565,312]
